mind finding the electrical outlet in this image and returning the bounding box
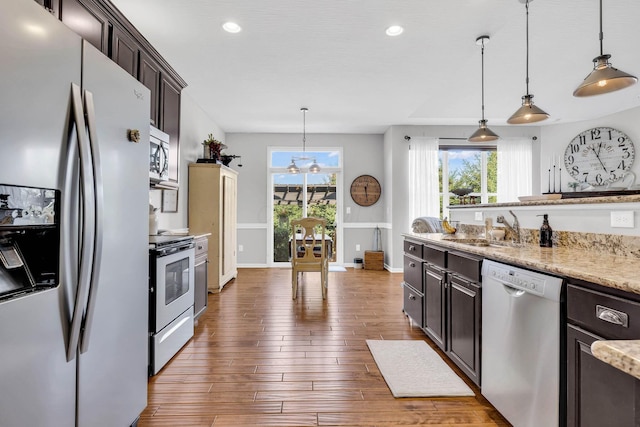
[356,244,361,251]
[475,212,483,221]
[238,244,244,252]
[611,211,634,228]
[346,207,351,214]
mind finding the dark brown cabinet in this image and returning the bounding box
[139,51,161,127]
[422,245,447,352]
[160,75,181,182]
[60,0,110,54]
[112,25,139,77]
[566,281,640,427]
[402,237,482,386]
[447,269,481,386]
[35,0,186,184]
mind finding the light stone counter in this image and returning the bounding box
[404,232,640,295]
[404,232,640,380]
[448,193,640,209]
[591,340,640,381]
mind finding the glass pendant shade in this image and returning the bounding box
[507,94,550,124]
[469,120,499,142]
[573,54,637,96]
[287,159,300,174]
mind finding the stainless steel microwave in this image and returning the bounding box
[149,126,169,182]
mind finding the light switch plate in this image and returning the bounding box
[611,211,634,228]
[475,212,483,221]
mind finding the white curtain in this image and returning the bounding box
[497,137,532,202]
[408,137,440,221]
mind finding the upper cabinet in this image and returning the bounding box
[60,0,110,54]
[36,0,187,184]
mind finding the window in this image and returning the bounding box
[439,147,497,219]
[269,149,341,264]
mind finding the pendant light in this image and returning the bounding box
[288,107,321,174]
[469,35,499,142]
[573,0,637,97]
[508,0,549,124]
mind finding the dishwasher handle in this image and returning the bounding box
[502,283,525,297]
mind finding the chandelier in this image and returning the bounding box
[287,108,320,174]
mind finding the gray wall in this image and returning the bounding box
[150,89,226,231]
[224,132,385,266]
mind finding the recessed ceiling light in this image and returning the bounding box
[222,22,242,33]
[385,25,404,36]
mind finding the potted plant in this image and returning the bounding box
[202,133,226,161]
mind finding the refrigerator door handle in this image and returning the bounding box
[66,83,97,362]
[79,89,103,354]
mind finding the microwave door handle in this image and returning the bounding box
[79,89,103,354]
[66,83,97,362]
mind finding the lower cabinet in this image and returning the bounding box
[402,237,482,387]
[566,281,640,427]
[193,236,208,321]
[447,271,481,386]
[424,263,446,350]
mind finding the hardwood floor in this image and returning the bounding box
[140,268,510,426]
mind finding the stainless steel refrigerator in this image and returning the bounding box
[0,1,150,426]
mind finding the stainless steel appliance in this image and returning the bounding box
[0,1,150,425]
[149,235,195,375]
[150,125,170,183]
[194,235,209,321]
[481,260,564,427]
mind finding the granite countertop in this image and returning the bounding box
[448,193,640,209]
[591,340,640,380]
[404,232,640,295]
[405,232,640,380]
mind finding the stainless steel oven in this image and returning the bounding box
[149,125,169,183]
[149,235,194,375]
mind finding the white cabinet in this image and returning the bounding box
[188,164,238,292]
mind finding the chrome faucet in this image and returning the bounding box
[496,210,521,244]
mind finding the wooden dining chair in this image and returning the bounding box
[291,217,328,300]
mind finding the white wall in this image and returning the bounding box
[539,105,640,193]
[150,89,226,231]
[224,132,385,266]
[385,124,540,271]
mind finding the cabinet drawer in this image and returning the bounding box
[404,240,423,259]
[403,255,423,293]
[195,237,208,257]
[423,245,446,268]
[567,284,640,339]
[403,283,424,327]
[448,251,482,283]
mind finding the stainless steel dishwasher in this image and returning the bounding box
[481,259,564,427]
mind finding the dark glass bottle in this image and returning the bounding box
[539,214,553,247]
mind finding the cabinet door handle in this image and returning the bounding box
[409,262,416,268]
[409,293,416,301]
[596,305,629,328]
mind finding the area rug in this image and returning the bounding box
[366,339,474,398]
[329,265,347,272]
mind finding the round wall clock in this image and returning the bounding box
[563,127,635,186]
[350,175,381,206]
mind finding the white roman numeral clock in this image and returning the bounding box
[563,127,635,187]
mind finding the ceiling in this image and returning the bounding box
[110,0,640,134]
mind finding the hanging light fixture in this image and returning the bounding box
[469,35,499,142]
[508,0,549,124]
[288,108,321,174]
[573,0,637,97]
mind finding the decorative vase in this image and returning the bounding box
[203,145,210,159]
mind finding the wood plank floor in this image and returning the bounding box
[140,268,510,426]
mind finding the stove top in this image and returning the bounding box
[149,234,194,249]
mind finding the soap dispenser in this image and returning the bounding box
[538,214,553,247]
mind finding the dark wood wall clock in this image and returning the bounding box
[563,127,635,186]
[350,175,381,206]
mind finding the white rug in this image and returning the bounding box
[366,339,475,398]
[329,265,347,272]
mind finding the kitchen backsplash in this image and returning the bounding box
[458,224,640,259]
